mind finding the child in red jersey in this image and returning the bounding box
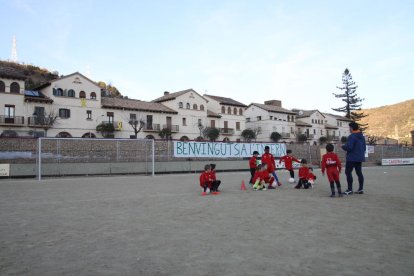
[252,164,268,190]
[251,164,262,188]
[209,164,221,193]
[249,151,260,184]
[295,159,312,189]
[199,164,212,196]
[261,146,281,186]
[321,143,342,197]
[279,149,300,182]
[307,167,317,188]
[260,163,276,189]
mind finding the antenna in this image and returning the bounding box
[11,35,18,62]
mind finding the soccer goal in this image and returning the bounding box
[36,137,155,180]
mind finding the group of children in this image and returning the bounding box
[199,144,343,197]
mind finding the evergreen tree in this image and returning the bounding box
[332,68,368,130]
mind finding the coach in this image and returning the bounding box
[341,121,366,195]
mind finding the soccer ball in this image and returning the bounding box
[288,178,295,183]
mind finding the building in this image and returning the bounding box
[203,94,247,142]
[152,89,208,140]
[245,100,296,142]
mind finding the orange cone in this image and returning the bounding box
[241,180,246,191]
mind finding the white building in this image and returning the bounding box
[152,89,209,140]
[245,100,297,142]
[203,94,247,142]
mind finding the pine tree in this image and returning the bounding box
[332,68,368,130]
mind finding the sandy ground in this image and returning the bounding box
[0,166,413,276]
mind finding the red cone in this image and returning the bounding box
[241,180,246,191]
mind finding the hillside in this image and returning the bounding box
[0,60,122,97]
[359,99,414,144]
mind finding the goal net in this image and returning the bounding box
[36,137,154,180]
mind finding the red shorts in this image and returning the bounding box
[326,169,340,182]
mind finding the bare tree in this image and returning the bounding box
[253,127,262,142]
[35,110,58,137]
[366,135,379,145]
[126,114,146,138]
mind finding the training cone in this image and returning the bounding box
[241,180,246,191]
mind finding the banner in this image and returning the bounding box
[173,141,286,158]
[381,158,414,166]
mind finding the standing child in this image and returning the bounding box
[249,151,260,184]
[209,164,221,193]
[261,146,282,186]
[295,159,312,189]
[321,143,342,197]
[279,150,300,182]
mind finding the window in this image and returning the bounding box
[59,108,71,118]
[79,91,86,98]
[53,88,63,96]
[147,115,153,129]
[313,129,316,134]
[227,107,231,114]
[236,122,240,131]
[5,105,15,117]
[182,118,187,126]
[130,113,136,120]
[68,89,75,97]
[321,129,323,135]
[221,106,225,114]
[198,119,202,126]
[246,118,250,122]
[270,116,273,120]
[186,103,190,109]
[291,127,294,134]
[87,110,92,120]
[211,120,215,128]
[311,119,314,123]
[239,108,243,115]
[90,92,97,99]
[233,107,237,114]
[0,81,5,92]
[200,104,204,111]
[179,102,183,108]
[193,104,198,110]
[287,115,290,122]
[10,82,20,93]
[257,116,261,121]
[107,112,114,123]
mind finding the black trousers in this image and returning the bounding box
[345,162,364,191]
[295,179,311,189]
[249,168,256,184]
[289,169,294,178]
[211,180,221,192]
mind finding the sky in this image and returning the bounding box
[1,0,413,113]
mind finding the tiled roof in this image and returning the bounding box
[0,65,26,80]
[295,120,313,127]
[204,94,247,107]
[101,97,177,114]
[249,103,296,114]
[292,109,322,118]
[324,123,338,129]
[323,113,353,121]
[33,72,99,90]
[152,89,208,103]
[207,110,221,118]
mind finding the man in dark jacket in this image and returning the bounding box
[341,121,366,195]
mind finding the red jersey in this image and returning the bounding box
[279,155,300,170]
[252,170,261,183]
[308,171,316,181]
[249,156,258,169]
[259,170,274,184]
[210,170,217,181]
[298,167,310,180]
[321,152,342,174]
[199,171,212,188]
[261,152,276,172]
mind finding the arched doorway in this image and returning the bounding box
[180,136,189,141]
[56,132,72,138]
[145,135,155,140]
[82,132,96,138]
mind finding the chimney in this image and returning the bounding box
[264,100,282,107]
[164,91,170,96]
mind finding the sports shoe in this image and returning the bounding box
[261,187,267,191]
[201,192,207,196]
[211,191,220,195]
[277,182,282,186]
[267,186,275,189]
[355,190,364,194]
[344,190,353,195]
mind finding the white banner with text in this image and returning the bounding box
[173,141,287,158]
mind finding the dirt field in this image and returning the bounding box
[0,166,413,275]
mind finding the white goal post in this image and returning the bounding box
[36,137,155,180]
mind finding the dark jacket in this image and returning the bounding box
[342,131,366,162]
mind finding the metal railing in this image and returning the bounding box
[281,132,290,138]
[162,125,179,132]
[220,128,235,135]
[0,115,25,125]
[144,124,161,132]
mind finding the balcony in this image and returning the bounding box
[280,132,290,138]
[162,124,179,133]
[220,128,235,135]
[306,134,315,139]
[143,124,161,132]
[0,116,25,126]
[328,135,340,141]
